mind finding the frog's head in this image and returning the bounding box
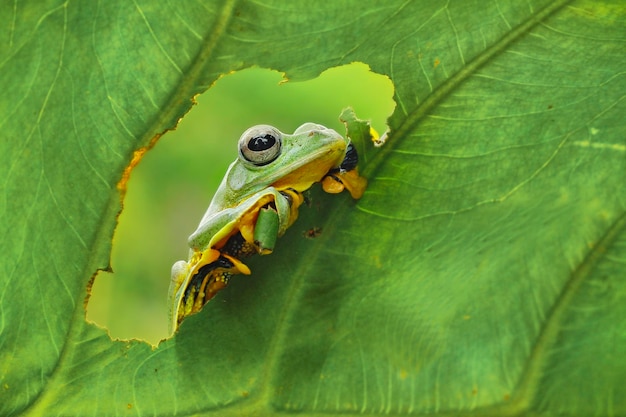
[226,123,349,196]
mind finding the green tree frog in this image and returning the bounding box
[169,122,367,332]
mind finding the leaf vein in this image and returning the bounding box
[363,0,572,180]
[131,0,183,74]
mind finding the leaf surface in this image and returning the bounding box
[1,0,625,416]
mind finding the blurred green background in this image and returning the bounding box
[86,63,395,345]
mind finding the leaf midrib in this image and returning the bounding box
[363,0,573,182]
[511,211,626,409]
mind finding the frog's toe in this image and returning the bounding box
[170,260,188,285]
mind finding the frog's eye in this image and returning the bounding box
[239,125,282,166]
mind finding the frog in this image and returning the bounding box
[168,122,368,333]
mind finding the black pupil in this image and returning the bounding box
[248,134,276,151]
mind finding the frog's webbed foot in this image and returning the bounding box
[169,247,252,330]
[322,143,367,199]
[183,256,236,315]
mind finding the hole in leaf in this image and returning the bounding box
[86,63,395,345]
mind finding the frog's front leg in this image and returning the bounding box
[253,207,279,254]
[236,187,304,254]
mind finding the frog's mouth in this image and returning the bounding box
[270,144,348,192]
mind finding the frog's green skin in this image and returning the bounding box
[169,122,367,333]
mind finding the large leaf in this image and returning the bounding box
[1,0,624,416]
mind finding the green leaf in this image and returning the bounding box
[2,0,625,416]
